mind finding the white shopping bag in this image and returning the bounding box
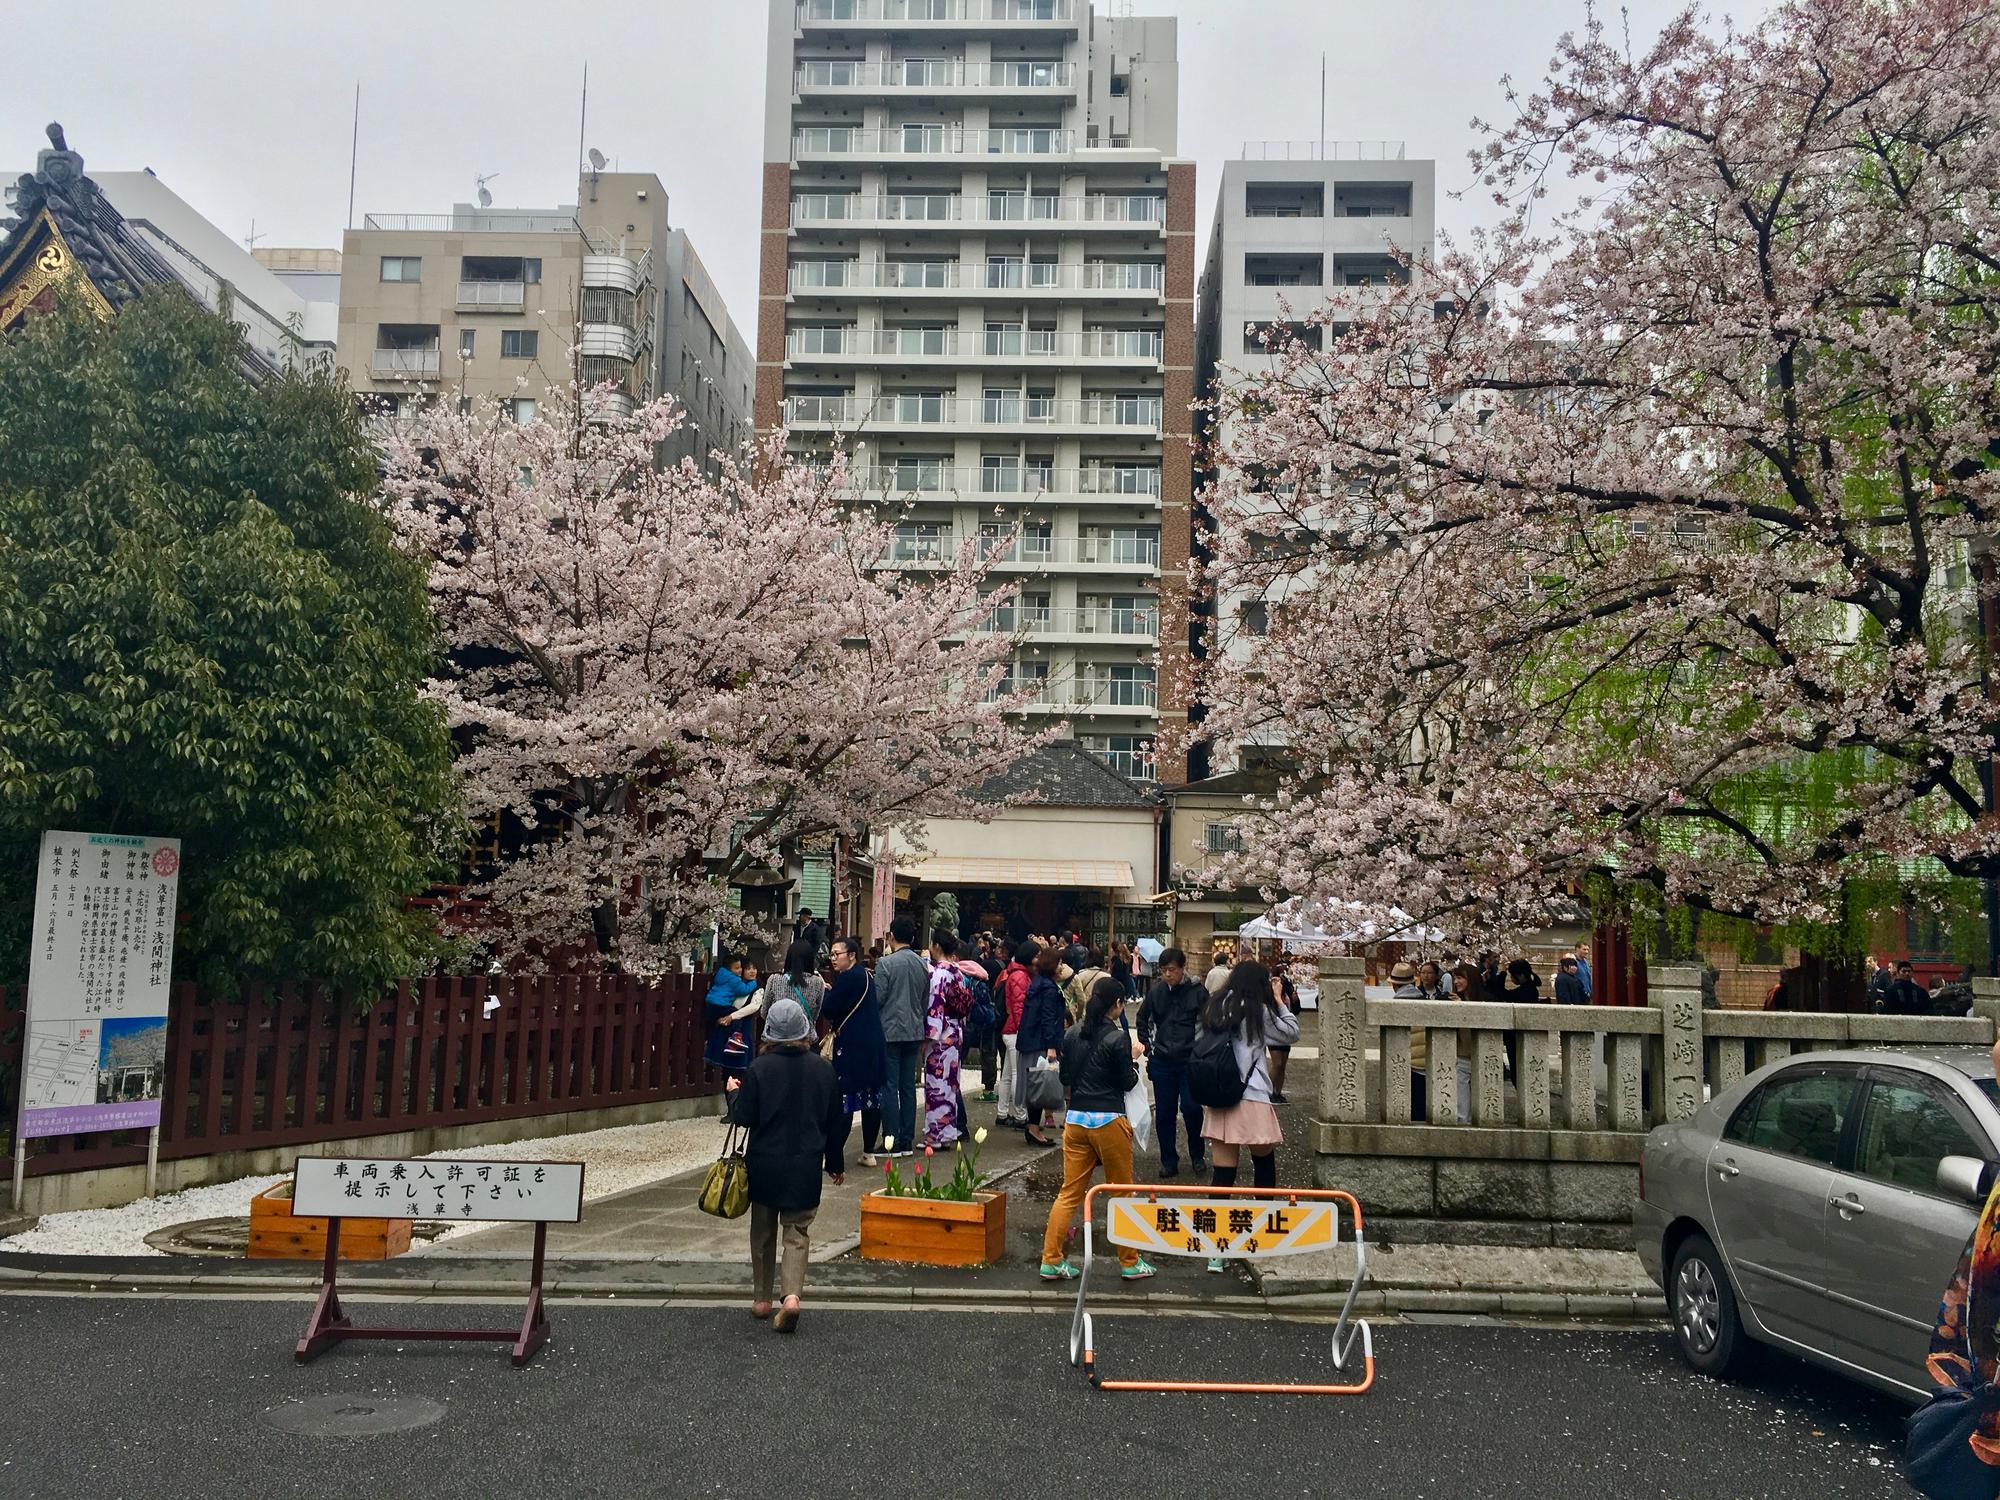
[1125,1079,1155,1154]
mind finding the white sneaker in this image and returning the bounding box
[860,1153,878,1168]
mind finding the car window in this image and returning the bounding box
[1852,1076,1983,1195]
[1721,1069,1857,1166]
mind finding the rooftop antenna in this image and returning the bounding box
[346,83,360,230]
[576,61,590,178]
[475,171,500,209]
[1320,52,1326,156]
[587,147,607,172]
[243,218,265,253]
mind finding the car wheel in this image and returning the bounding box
[1668,1232,1746,1378]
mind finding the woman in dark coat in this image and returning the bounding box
[821,934,890,1161]
[727,997,848,1332]
[1015,946,1068,1147]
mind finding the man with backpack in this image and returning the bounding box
[1136,947,1208,1179]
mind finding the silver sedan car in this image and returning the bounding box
[1636,1046,2000,1399]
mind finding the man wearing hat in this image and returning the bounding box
[727,996,848,1332]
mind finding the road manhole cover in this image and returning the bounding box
[260,1394,447,1438]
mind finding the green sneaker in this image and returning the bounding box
[1206,1258,1228,1274]
[1120,1258,1158,1281]
[1038,1260,1080,1281]
[979,1090,998,1101]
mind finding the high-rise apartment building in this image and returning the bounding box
[337,170,752,467]
[756,0,1197,786]
[1193,144,1436,774]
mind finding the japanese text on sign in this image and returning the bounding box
[1107,1197,1339,1260]
[292,1157,586,1223]
[19,831,181,1140]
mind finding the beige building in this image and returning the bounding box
[336,169,751,467]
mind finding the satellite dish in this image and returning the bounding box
[475,171,500,209]
[587,148,607,171]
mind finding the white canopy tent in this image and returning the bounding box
[1236,900,1444,950]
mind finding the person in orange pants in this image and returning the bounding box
[1038,978,1155,1282]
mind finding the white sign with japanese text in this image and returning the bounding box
[19,830,181,1139]
[292,1156,586,1223]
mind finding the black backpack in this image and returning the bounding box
[1188,1025,1248,1109]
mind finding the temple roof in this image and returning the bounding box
[0,123,189,329]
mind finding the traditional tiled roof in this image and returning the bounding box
[974,740,1157,809]
[0,123,186,329]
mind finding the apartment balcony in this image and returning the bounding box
[847,464,1163,502]
[579,323,642,362]
[795,59,1078,96]
[789,193,1164,233]
[456,279,526,312]
[786,327,1163,368]
[370,348,441,379]
[878,533,1162,572]
[975,606,1159,642]
[581,252,646,293]
[796,0,1079,33]
[783,393,1164,435]
[787,260,1165,301]
[995,679,1158,714]
[794,126,1075,163]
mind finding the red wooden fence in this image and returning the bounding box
[0,974,709,1180]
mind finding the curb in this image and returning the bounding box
[0,1262,1664,1324]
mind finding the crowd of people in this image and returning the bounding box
[703,918,1320,1311]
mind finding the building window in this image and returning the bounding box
[510,398,537,424]
[458,329,476,357]
[1110,72,1129,96]
[1240,600,1271,637]
[501,329,539,359]
[1083,735,1155,781]
[380,256,421,282]
[523,257,542,284]
[1205,822,1245,855]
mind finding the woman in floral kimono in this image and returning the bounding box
[922,929,974,1148]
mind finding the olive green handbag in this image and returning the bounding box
[698,1121,751,1219]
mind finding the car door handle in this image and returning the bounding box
[1830,1194,1866,1216]
[1714,1162,1740,1180]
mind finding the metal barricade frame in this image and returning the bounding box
[1068,1182,1375,1394]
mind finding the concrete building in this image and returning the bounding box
[1191,142,1436,773]
[3,153,337,370]
[336,170,751,465]
[756,0,1198,787]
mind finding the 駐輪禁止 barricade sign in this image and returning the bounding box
[1069,1184,1375,1395]
[290,1155,584,1368]
[12,830,182,1211]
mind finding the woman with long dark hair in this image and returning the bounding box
[765,937,826,1028]
[1197,959,1299,1270]
[1036,976,1154,1283]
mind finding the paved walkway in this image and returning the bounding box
[424,1090,1043,1264]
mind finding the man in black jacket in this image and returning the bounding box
[1137,947,1208,1177]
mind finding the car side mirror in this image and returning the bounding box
[1937,1154,1995,1207]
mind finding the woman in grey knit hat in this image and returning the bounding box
[726,996,849,1331]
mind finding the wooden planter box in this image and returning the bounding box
[859,1189,1006,1267]
[247,1182,412,1262]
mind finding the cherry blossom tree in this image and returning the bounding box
[381,382,1049,972]
[1198,0,2000,950]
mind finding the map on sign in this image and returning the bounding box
[1107,1197,1339,1260]
[292,1157,586,1224]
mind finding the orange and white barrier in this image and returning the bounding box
[1068,1183,1375,1394]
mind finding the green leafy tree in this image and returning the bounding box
[0,293,461,991]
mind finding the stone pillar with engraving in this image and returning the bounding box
[1650,965,1706,1124]
[1317,955,1372,1125]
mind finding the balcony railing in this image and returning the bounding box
[976,606,1159,639]
[791,193,1162,228]
[797,60,1076,89]
[795,126,1075,158]
[783,394,1164,430]
[798,0,1074,22]
[845,465,1162,497]
[789,327,960,357]
[456,279,526,310]
[788,260,1165,294]
[370,348,441,377]
[877,532,1162,569]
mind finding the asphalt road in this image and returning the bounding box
[0,1295,1914,1499]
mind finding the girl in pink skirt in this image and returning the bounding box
[1197,959,1299,1270]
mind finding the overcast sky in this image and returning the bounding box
[4,0,1739,332]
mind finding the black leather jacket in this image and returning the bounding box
[1059,1020,1139,1113]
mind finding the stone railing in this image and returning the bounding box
[1311,958,1998,1247]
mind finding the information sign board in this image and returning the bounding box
[292,1156,585,1223]
[1107,1196,1338,1259]
[19,830,181,1139]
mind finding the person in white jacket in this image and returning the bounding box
[1195,958,1299,1271]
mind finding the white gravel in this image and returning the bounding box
[0,1111,727,1259]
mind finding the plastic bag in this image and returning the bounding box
[1026,1057,1064,1116]
[1125,1079,1155,1153]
